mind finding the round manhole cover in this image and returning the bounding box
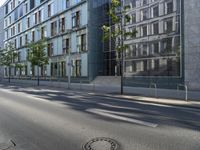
[83,137,119,150]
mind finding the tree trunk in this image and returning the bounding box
[37,66,40,86]
[8,67,11,83]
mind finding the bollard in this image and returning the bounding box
[149,83,157,98]
[177,84,188,101]
[80,80,82,90]
[93,82,95,91]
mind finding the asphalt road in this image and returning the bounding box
[0,84,199,150]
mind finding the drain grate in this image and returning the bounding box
[83,137,119,150]
[0,140,16,150]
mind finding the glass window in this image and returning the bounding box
[48,43,54,57]
[75,60,81,77]
[153,22,159,35]
[62,38,70,54]
[25,3,28,13]
[165,19,173,33]
[51,21,57,36]
[14,8,18,21]
[141,9,148,21]
[72,11,80,28]
[30,0,35,10]
[32,31,35,42]
[5,3,8,15]
[152,5,159,18]
[41,26,46,39]
[27,17,30,28]
[166,1,173,14]
[48,3,54,17]
[59,17,65,33]
[66,0,70,8]
[142,25,147,36]
[19,5,23,17]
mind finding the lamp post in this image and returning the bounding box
[120,1,125,95]
[104,0,132,95]
[30,70,32,80]
[37,65,40,86]
[68,51,71,89]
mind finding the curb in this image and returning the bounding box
[99,94,200,110]
[0,82,200,110]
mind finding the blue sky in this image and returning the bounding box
[0,0,6,7]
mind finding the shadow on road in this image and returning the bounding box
[0,83,200,131]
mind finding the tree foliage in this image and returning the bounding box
[26,39,49,67]
[15,63,24,69]
[0,42,18,67]
[102,0,137,54]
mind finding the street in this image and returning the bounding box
[0,84,199,150]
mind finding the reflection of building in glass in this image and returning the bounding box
[123,0,181,77]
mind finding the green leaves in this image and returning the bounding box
[124,29,137,38]
[0,42,18,67]
[102,25,110,41]
[125,14,131,23]
[102,0,137,55]
[111,0,121,7]
[15,63,24,69]
[26,39,49,67]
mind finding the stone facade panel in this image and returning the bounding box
[184,0,200,90]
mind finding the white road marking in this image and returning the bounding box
[0,88,68,107]
[86,108,158,128]
[98,103,157,113]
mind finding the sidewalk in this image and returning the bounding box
[0,79,200,109]
[2,78,200,99]
[104,93,200,109]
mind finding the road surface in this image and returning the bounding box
[0,84,199,150]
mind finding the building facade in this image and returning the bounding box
[0,6,4,79]
[0,6,4,48]
[122,0,200,90]
[103,0,185,89]
[2,0,200,90]
[124,0,181,76]
[184,0,200,90]
[122,0,182,88]
[3,0,108,81]
[103,0,200,90]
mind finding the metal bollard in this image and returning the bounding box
[80,80,82,90]
[177,84,188,101]
[93,82,95,91]
[150,83,157,98]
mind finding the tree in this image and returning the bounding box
[15,63,24,78]
[102,0,137,94]
[0,42,18,83]
[27,39,49,86]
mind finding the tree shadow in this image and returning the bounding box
[0,83,200,131]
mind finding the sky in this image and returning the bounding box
[0,0,6,7]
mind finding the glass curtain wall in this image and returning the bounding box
[123,0,181,78]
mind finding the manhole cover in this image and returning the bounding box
[83,137,119,150]
[0,140,16,150]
